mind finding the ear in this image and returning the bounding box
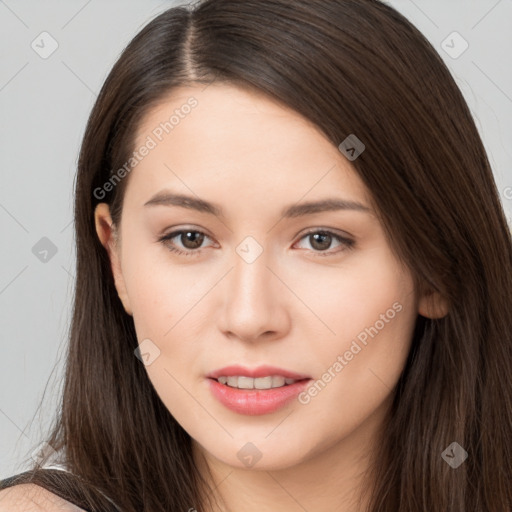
[94,203,133,316]
[418,288,449,319]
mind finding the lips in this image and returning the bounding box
[206,365,312,415]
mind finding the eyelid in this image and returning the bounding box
[295,226,354,242]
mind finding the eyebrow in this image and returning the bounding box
[143,191,371,218]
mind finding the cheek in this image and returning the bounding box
[120,241,176,335]
[122,249,202,418]
[294,250,417,406]
[121,244,214,382]
[304,302,415,442]
[291,248,414,347]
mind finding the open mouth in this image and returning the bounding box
[211,375,310,390]
[207,376,312,415]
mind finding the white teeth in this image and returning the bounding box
[255,376,273,389]
[216,375,299,389]
[272,376,285,387]
[238,376,254,389]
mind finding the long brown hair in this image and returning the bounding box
[3,0,511,510]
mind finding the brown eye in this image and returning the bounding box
[179,231,205,249]
[309,232,332,251]
[295,229,355,256]
[158,229,212,256]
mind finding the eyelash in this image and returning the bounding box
[157,228,355,258]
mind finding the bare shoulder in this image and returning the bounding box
[0,483,85,511]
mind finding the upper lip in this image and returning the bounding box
[207,365,311,380]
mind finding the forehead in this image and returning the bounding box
[125,83,373,213]
[135,82,328,153]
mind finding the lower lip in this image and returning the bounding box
[207,378,312,415]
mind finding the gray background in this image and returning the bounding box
[1,0,511,479]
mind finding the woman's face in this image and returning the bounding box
[95,83,428,472]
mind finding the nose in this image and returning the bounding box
[217,246,291,344]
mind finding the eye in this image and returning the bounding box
[294,229,355,256]
[158,229,214,257]
[158,228,355,258]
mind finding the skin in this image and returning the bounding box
[95,83,447,512]
[0,484,84,511]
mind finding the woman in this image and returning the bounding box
[1,0,511,510]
